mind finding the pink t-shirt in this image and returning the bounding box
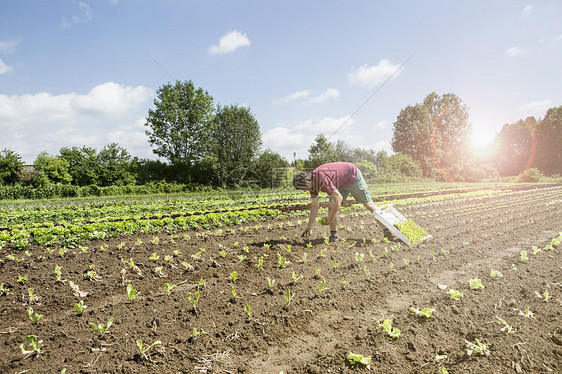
[310,162,357,198]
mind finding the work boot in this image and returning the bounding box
[329,232,339,243]
[382,228,392,239]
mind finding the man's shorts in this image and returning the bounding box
[339,168,372,204]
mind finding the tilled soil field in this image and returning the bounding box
[1,185,561,373]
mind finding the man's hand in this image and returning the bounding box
[301,225,312,237]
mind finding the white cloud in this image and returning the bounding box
[0,58,14,74]
[504,46,525,57]
[372,119,389,130]
[61,1,93,28]
[263,116,393,161]
[521,5,533,18]
[307,88,339,104]
[348,59,401,87]
[275,89,311,104]
[0,82,155,163]
[0,39,20,54]
[209,30,251,55]
[262,116,354,160]
[518,99,552,117]
[275,88,339,105]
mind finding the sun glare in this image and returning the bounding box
[469,125,496,155]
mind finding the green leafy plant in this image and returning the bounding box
[136,339,162,360]
[230,272,238,283]
[89,317,114,338]
[27,288,39,304]
[127,284,139,302]
[447,289,463,300]
[75,300,87,315]
[495,316,516,334]
[490,269,502,278]
[520,250,529,262]
[266,277,276,291]
[163,283,177,295]
[27,307,43,324]
[395,219,430,246]
[277,253,289,268]
[284,289,294,307]
[465,338,490,356]
[188,291,200,313]
[20,334,43,357]
[468,278,484,290]
[347,352,371,367]
[518,306,535,319]
[410,307,435,318]
[244,304,252,319]
[317,277,326,294]
[16,275,28,284]
[254,255,264,270]
[534,288,551,302]
[291,271,303,284]
[378,318,400,339]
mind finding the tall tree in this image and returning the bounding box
[535,106,562,175]
[97,143,135,186]
[212,104,262,186]
[306,134,336,168]
[33,152,72,186]
[145,80,215,165]
[59,146,99,186]
[392,92,471,179]
[495,117,536,176]
[252,149,290,188]
[0,149,24,185]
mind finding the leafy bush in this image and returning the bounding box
[519,168,544,182]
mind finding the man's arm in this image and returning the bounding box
[301,196,320,237]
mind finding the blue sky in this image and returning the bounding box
[1,0,561,164]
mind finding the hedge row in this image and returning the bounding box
[0,181,215,200]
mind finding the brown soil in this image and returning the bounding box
[1,186,561,373]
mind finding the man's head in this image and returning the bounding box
[293,172,311,190]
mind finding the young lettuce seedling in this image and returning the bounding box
[266,277,276,291]
[410,307,435,318]
[27,307,43,324]
[244,305,252,320]
[465,338,490,356]
[89,317,114,338]
[495,316,516,334]
[291,271,303,284]
[447,289,463,301]
[127,284,139,302]
[468,278,484,290]
[188,291,200,313]
[284,289,294,307]
[20,335,43,357]
[346,352,371,367]
[534,288,551,302]
[163,283,177,295]
[378,318,400,339]
[317,277,326,294]
[75,300,87,315]
[136,339,161,360]
[254,256,264,271]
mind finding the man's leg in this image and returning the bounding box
[327,196,339,242]
[362,201,392,238]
